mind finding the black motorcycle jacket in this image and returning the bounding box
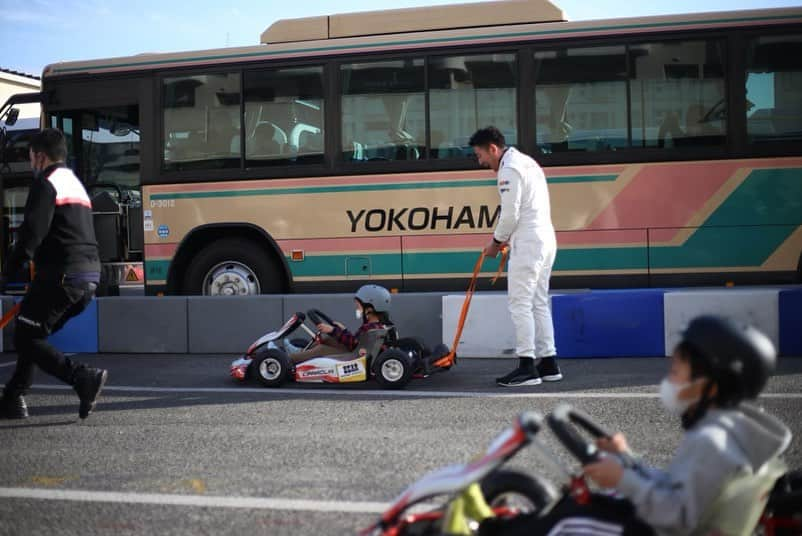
[4,163,100,280]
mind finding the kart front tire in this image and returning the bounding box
[252,349,291,387]
[481,469,557,516]
[374,349,413,390]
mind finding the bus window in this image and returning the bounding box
[746,34,802,144]
[429,53,517,159]
[340,58,425,162]
[534,46,627,154]
[630,40,726,149]
[163,73,241,171]
[80,106,140,190]
[244,66,325,166]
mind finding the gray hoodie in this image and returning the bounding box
[616,404,791,536]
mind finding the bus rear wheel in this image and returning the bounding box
[183,238,284,296]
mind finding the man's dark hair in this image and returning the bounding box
[29,128,68,162]
[469,126,506,149]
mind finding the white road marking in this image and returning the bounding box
[29,383,802,399]
[0,487,390,513]
[0,361,17,368]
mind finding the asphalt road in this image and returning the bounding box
[1,354,801,535]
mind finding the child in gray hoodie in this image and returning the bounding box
[480,315,792,536]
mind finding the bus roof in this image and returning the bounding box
[260,0,565,44]
[42,5,802,78]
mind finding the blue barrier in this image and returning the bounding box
[779,287,802,357]
[48,299,99,353]
[552,289,665,358]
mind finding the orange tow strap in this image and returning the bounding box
[432,248,508,369]
[0,262,33,329]
[0,302,21,330]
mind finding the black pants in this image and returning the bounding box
[479,495,655,536]
[4,277,97,396]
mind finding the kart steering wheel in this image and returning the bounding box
[306,308,336,328]
[546,404,605,465]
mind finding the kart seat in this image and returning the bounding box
[352,328,390,361]
[696,457,786,536]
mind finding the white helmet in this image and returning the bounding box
[355,285,391,313]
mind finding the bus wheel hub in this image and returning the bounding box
[204,261,260,296]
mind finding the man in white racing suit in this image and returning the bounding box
[470,126,562,387]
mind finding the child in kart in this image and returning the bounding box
[473,315,792,536]
[288,284,393,364]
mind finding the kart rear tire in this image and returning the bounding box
[252,349,292,387]
[481,469,557,516]
[396,337,426,359]
[374,349,414,390]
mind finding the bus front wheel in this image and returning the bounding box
[183,238,284,296]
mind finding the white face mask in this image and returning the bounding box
[355,309,363,320]
[659,378,699,415]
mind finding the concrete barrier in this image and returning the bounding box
[663,288,780,355]
[388,292,447,348]
[442,293,516,358]
[1,285,799,357]
[187,296,284,354]
[98,297,188,353]
[283,292,447,350]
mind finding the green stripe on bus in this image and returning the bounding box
[650,168,802,268]
[150,180,496,200]
[52,13,802,74]
[145,260,171,281]
[149,175,617,201]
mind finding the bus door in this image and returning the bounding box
[49,102,144,295]
[1,92,42,292]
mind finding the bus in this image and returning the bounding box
[2,0,800,296]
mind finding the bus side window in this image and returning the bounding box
[746,34,802,144]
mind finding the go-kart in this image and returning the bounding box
[364,405,798,535]
[360,412,557,536]
[230,308,451,390]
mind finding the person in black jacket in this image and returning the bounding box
[0,128,108,420]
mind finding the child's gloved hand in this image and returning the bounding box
[583,455,624,488]
[596,433,629,454]
[317,323,334,334]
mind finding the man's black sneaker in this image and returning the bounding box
[496,366,542,387]
[73,367,108,419]
[0,392,28,419]
[537,356,563,382]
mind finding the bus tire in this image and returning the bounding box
[182,238,284,296]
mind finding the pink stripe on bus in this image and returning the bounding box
[277,236,402,253]
[144,243,178,257]
[403,234,486,250]
[586,162,742,231]
[557,229,647,246]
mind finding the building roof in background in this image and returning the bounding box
[0,68,41,81]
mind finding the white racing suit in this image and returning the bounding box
[494,147,557,359]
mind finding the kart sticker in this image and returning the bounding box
[298,367,336,379]
[336,358,366,382]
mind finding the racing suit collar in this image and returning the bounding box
[39,162,67,180]
[498,146,514,168]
